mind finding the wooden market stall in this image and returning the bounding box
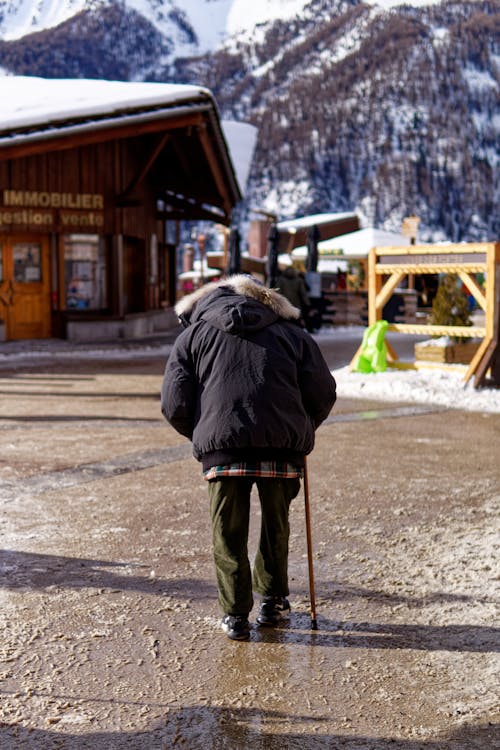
[0,77,241,341]
[361,242,500,387]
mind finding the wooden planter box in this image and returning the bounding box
[415,339,481,364]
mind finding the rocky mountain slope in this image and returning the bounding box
[0,0,498,241]
[170,0,500,241]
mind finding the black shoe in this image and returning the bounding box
[256,596,291,626]
[221,614,250,641]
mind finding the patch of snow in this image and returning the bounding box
[251,59,275,79]
[319,15,374,67]
[262,179,312,218]
[463,66,498,92]
[331,364,500,414]
[226,0,308,36]
[431,26,449,45]
[0,0,88,40]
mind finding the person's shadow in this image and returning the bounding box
[253,613,499,654]
[1,549,497,655]
[0,548,216,599]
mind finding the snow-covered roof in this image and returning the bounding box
[278,253,348,274]
[0,76,212,132]
[320,227,411,254]
[277,212,358,231]
[292,227,411,259]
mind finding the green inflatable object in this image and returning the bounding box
[354,320,389,373]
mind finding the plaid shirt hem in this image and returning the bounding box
[203,461,303,481]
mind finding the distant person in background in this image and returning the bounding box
[276,260,310,327]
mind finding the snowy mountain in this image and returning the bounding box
[0,0,332,79]
[174,0,500,241]
[0,0,313,49]
[0,0,450,47]
[0,0,498,241]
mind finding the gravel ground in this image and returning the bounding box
[0,340,498,749]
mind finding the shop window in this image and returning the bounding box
[13,243,41,282]
[64,234,107,310]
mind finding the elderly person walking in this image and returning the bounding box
[161,274,336,640]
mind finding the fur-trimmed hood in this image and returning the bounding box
[175,275,300,333]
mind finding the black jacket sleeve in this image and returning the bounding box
[298,333,337,428]
[160,333,197,440]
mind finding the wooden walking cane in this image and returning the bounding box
[303,457,318,630]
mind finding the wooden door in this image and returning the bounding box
[0,236,51,340]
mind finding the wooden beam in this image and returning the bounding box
[457,271,487,311]
[375,271,406,311]
[196,124,233,217]
[157,192,228,224]
[387,323,486,337]
[485,243,497,340]
[464,336,492,385]
[385,340,399,362]
[158,208,229,224]
[368,247,381,325]
[170,137,194,182]
[376,263,486,275]
[159,191,226,216]
[117,133,171,203]
[161,183,227,208]
[0,112,205,161]
[374,242,495,256]
[469,257,500,385]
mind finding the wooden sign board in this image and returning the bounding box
[0,190,105,233]
[401,215,420,240]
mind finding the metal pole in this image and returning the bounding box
[303,457,318,630]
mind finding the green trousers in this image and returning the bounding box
[208,476,301,615]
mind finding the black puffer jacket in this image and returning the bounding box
[161,275,336,471]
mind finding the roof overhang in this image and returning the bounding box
[276,212,360,252]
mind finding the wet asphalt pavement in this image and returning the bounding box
[0,331,498,749]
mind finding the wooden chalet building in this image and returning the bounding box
[0,77,241,341]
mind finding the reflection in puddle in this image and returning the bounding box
[163,703,332,748]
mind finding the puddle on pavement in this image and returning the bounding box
[165,626,338,748]
[324,404,443,424]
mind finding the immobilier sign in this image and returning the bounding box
[0,190,105,230]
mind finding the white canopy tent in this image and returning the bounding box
[285,227,411,273]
